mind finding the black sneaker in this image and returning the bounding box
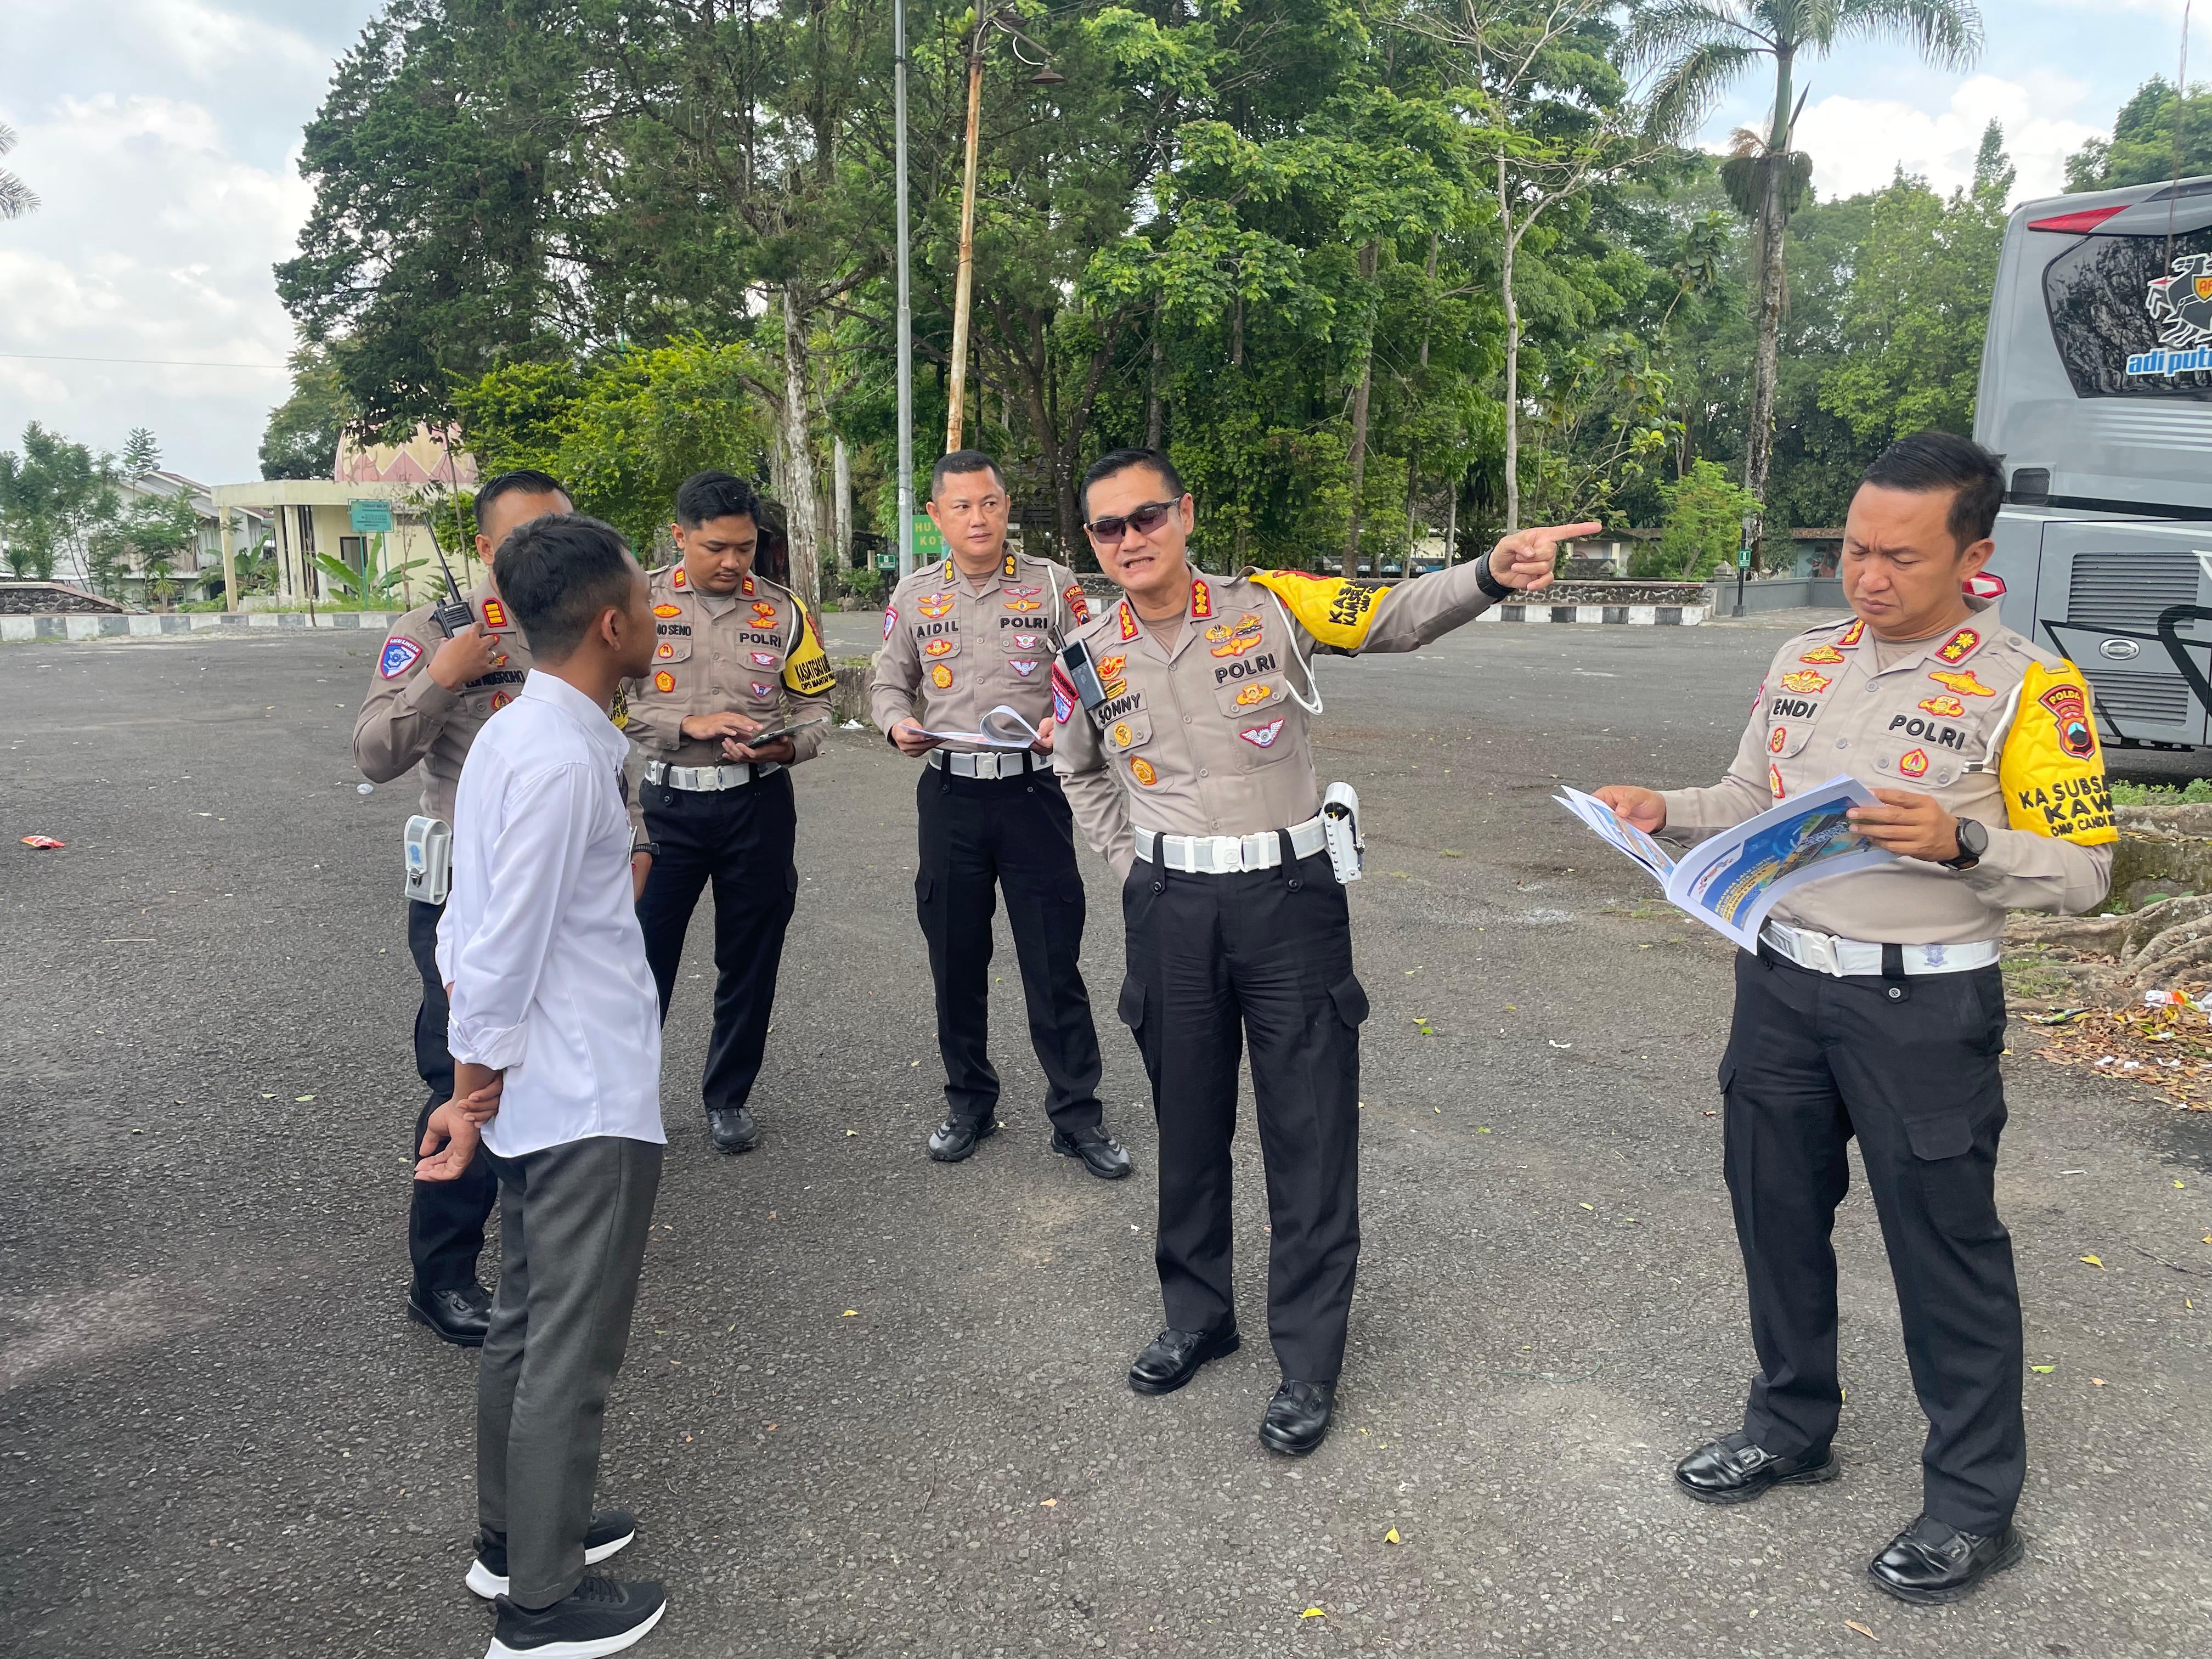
[927,1115,998,1163]
[488,1575,665,1657]
[467,1510,638,1598]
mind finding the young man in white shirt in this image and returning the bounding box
[418,513,668,1658]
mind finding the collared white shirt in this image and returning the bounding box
[436,670,663,1158]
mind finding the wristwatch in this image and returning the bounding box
[1939,817,1987,871]
[1474,554,1513,601]
[634,842,662,860]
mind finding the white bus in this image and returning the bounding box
[1977,176,2212,750]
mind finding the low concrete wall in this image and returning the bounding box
[1723,577,1846,613]
[0,582,130,616]
[1,610,399,642]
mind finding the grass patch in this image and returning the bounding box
[2110,777,2212,806]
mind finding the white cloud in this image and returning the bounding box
[0,91,311,482]
[1789,73,2105,205]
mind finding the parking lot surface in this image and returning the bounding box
[3,616,2208,1657]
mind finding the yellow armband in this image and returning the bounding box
[782,602,836,697]
[1246,569,1381,650]
[1997,661,2116,845]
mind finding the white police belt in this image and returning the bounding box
[1759,921,1998,978]
[1135,814,1328,875]
[928,748,1042,779]
[644,759,781,791]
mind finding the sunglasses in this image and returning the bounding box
[1084,500,1179,544]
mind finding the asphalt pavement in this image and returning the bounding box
[3,614,2209,1658]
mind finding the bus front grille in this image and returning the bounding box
[2083,667,2194,727]
[2066,550,2200,634]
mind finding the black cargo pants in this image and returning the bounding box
[405,897,497,1292]
[1118,844,1369,1384]
[1722,946,2025,1534]
[915,763,1104,1135]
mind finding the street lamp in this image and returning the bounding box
[895,0,915,577]
[944,7,1063,454]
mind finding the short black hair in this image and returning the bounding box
[675,470,761,530]
[1858,431,2003,550]
[492,514,637,662]
[1080,447,1186,522]
[473,468,570,530]
[930,449,1006,500]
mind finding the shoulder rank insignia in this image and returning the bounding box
[1837,618,1864,646]
[1189,578,1214,619]
[741,574,757,597]
[481,598,509,630]
[1935,626,1980,664]
[1117,601,1140,642]
[672,568,688,590]
[1003,550,1019,579]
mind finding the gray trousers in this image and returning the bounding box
[477,1135,663,1607]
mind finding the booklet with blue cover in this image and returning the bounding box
[1555,775,1897,951]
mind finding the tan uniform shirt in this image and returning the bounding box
[621,563,835,767]
[1661,599,2113,945]
[1055,561,1505,877]
[353,580,648,851]
[868,550,1091,738]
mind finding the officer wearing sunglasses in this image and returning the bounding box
[1053,445,1594,1455]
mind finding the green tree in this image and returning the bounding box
[0,424,120,583]
[0,122,36,221]
[1640,456,1758,577]
[455,341,775,557]
[89,488,200,606]
[261,346,353,480]
[1627,0,1982,566]
[1820,123,2010,445]
[2066,78,2212,191]
[122,428,161,475]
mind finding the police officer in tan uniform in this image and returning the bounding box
[356,469,654,1346]
[871,449,1128,1176]
[1596,433,2114,1605]
[1054,445,1590,1455]
[624,471,836,1154]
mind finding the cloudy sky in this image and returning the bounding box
[0,0,2177,485]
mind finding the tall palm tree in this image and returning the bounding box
[1627,1,1980,565]
[0,123,38,221]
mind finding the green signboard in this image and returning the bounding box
[911,514,946,567]
[349,499,394,534]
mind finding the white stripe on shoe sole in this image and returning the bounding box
[464,1530,637,1599]
[484,1600,665,1659]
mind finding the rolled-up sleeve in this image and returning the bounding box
[440,763,597,1070]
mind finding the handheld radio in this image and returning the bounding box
[428,538,475,639]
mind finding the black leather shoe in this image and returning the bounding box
[407,1281,491,1347]
[1052,1127,1132,1179]
[1260,1379,1335,1456]
[1127,1327,1240,1394]
[707,1105,759,1154]
[927,1115,998,1162]
[1673,1430,1841,1504]
[1867,1514,2024,1604]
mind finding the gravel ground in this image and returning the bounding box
[3,617,2208,1659]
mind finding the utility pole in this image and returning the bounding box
[942,8,1062,458]
[894,0,916,579]
[944,16,987,455]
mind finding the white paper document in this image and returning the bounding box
[914,704,1046,752]
[1555,776,1898,951]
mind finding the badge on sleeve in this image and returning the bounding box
[1064,587,1090,625]
[1051,664,1076,725]
[378,635,423,678]
[883,606,898,641]
[1999,662,2115,844]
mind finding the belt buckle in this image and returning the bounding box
[1803,932,1842,977]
